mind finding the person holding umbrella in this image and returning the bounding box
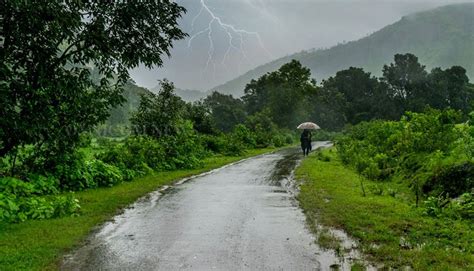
[297,122,320,156]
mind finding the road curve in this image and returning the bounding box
[62,142,347,271]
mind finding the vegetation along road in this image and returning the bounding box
[60,142,365,270]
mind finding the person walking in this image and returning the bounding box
[300,129,312,156]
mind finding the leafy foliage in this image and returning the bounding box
[243,60,316,129]
[0,1,187,171]
[336,109,473,212]
[0,177,80,223]
[203,91,247,132]
[131,80,186,138]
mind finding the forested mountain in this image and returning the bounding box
[102,3,474,135]
[210,3,474,96]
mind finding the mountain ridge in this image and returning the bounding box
[209,3,474,97]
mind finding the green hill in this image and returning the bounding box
[211,3,474,96]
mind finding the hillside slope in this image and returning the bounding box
[211,3,474,96]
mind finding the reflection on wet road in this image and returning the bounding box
[63,142,350,270]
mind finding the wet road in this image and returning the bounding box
[63,142,350,270]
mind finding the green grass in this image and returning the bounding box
[0,147,277,271]
[296,148,474,270]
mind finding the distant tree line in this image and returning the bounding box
[201,54,473,133]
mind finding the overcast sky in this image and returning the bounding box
[129,0,474,91]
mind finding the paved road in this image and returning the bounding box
[63,142,350,271]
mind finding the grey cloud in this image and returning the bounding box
[129,0,474,91]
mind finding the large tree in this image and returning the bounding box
[0,1,186,168]
[131,80,186,139]
[382,53,429,113]
[428,66,473,114]
[243,60,317,129]
[203,91,246,132]
[322,67,386,124]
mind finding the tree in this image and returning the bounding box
[243,60,317,129]
[203,91,246,132]
[0,1,186,169]
[322,67,386,124]
[131,80,186,139]
[382,53,429,113]
[183,101,216,135]
[428,66,473,114]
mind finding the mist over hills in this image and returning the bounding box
[209,3,474,97]
[105,3,474,131]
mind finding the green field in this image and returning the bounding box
[0,148,277,271]
[295,148,474,270]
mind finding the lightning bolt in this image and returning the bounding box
[187,0,273,77]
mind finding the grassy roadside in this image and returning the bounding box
[0,147,279,271]
[295,148,473,270]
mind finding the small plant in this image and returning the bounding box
[423,194,450,217]
[446,192,474,220]
[368,184,384,196]
[387,188,398,197]
[316,151,331,162]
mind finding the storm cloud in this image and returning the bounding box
[129,0,474,91]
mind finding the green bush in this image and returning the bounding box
[232,124,257,148]
[0,177,80,223]
[54,152,95,191]
[98,137,157,177]
[0,177,34,197]
[312,130,340,141]
[423,193,473,220]
[450,193,474,220]
[200,134,225,153]
[86,160,123,187]
[271,134,285,147]
[423,161,474,198]
[336,109,473,201]
[100,121,206,173]
[26,174,60,195]
[245,110,279,148]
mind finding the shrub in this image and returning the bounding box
[200,134,227,154]
[27,174,60,195]
[86,160,123,187]
[232,124,257,148]
[0,177,34,197]
[336,109,472,202]
[51,194,81,218]
[160,120,206,169]
[423,195,450,218]
[54,152,95,191]
[449,193,473,220]
[423,161,474,198]
[100,121,206,172]
[0,177,80,223]
[245,110,279,148]
[284,134,294,145]
[271,134,285,147]
[98,136,157,176]
[312,130,340,141]
[423,193,473,220]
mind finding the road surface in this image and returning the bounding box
[62,142,357,270]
